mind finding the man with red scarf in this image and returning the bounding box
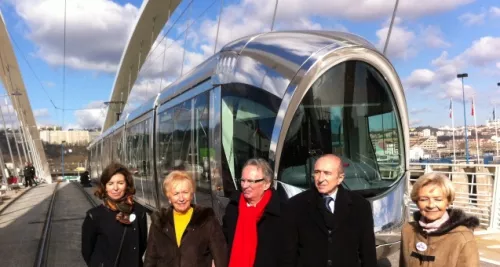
[223,158,286,267]
[281,154,377,267]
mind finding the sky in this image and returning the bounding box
[0,0,499,130]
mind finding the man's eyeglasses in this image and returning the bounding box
[238,178,265,184]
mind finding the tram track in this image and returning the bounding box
[33,181,97,267]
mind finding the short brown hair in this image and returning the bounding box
[162,171,196,197]
[94,162,136,199]
[410,172,455,203]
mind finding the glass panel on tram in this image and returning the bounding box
[157,109,174,207]
[278,61,403,197]
[192,93,211,207]
[156,92,212,207]
[142,118,155,207]
[220,83,281,197]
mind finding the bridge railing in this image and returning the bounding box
[408,163,500,231]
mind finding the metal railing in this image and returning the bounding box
[408,163,500,231]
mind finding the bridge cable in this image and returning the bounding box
[383,0,399,55]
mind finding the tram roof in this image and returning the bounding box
[90,30,381,148]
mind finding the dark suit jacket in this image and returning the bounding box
[223,189,286,267]
[81,204,148,267]
[281,185,377,267]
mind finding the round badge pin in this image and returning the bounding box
[129,213,136,223]
[416,242,427,252]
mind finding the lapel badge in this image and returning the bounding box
[416,242,427,252]
[129,213,136,223]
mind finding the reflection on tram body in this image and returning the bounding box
[88,31,408,259]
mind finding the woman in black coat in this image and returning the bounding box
[81,163,148,267]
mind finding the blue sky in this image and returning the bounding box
[0,0,499,129]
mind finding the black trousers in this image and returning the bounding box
[25,177,36,187]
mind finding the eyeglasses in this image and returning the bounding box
[238,178,265,184]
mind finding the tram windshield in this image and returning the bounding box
[278,60,404,197]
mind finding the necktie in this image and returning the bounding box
[324,196,334,213]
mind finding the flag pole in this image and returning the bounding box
[472,96,480,163]
[451,98,456,163]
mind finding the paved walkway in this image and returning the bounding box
[476,231,500,266]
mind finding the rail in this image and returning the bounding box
[74,181,98,207]
[34,182,60,267]
[408,163,500,231]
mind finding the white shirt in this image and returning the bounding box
[325,188,338,214]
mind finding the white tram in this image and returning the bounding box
[88,31,409,258]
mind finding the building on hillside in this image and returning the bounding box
[486,119,500,128]
[39,130,91,145]
[422,129,431,137]
[410,136,438,152]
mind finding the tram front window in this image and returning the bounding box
[278,60,404,197]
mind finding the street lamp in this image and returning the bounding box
[457,73,469,163]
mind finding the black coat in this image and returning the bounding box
[281,186,377,267]
[144,205,228,267]
[81,204,148,267]
[222,189,286,267]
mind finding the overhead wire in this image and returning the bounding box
[9,31,107,111]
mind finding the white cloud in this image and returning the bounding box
[9,0,139,72]
[43,81,55,88]
[440,79,476,100]
[410,108,432,114]
[497,62,500,69]
[34,108,50,118]
[375,18,417,59]
[73,101,107,129]
[420,25,450,48]
[256,0,473,21]
[405,69,435,89]
[461,36,500,66]
[410,119,423,126]
[459,12,486,26]
[375,20,451,59]
[490,6,500,17]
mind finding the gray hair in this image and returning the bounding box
[242,158,274,183]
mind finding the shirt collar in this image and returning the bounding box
[325,187,338,200]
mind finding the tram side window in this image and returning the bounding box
[220,83,281,196]
[278,61,403,196]
[156,92,212,207]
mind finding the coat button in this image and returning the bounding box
[328,237,333,243]
[133,228,136,231]
[133,247,136,250]
[328,230,332,235]
[327,260,332,266]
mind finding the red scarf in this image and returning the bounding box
[229,190,272,267]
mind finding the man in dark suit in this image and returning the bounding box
[281,154,377,267]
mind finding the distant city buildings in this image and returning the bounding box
[409,123,499,160]
[39,130,100,145]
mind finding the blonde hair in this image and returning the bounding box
[410,172,455,203]
[162,171,196,197]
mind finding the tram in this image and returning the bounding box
[88,30,409,258]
